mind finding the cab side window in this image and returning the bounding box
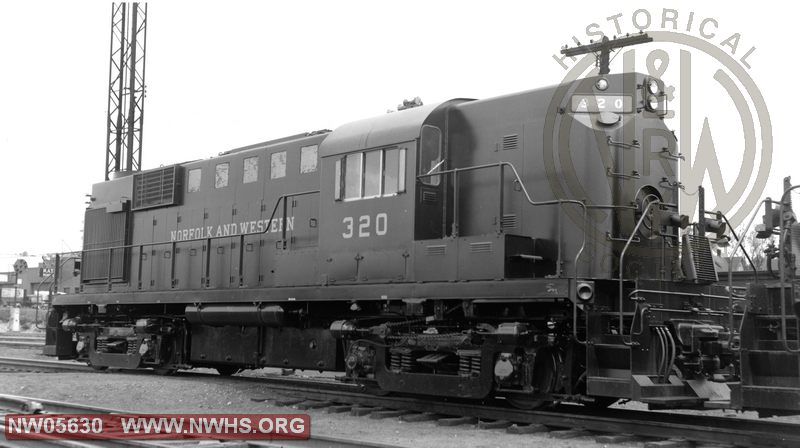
[336,146,406,201]
[419,125,442,186]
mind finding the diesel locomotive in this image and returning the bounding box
[44,67,800,415]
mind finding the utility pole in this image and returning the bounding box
[561,33,653,75]
[105,2,148,180]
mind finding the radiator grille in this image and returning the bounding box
[133,165,182,210]
[502,134,519,151]
[82,208,129,283]
[682,234,718,283]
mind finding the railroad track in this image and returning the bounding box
[0,333,44,349]
[0,393,403,448]
[3,356,800,447]
[0,357,91,373]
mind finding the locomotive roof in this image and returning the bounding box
[320,102,443,157]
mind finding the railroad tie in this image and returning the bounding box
[437,416,478,427]
[506,423,549,434]
[272,397,304,406]
[370,409,412,419]
[643,439,692,448]
[295,400,332,410]
[595,434,641,444]
[478,420,512,430]
[400,412,440,423]
[351,406,382,417]
[548,429,592,439]
[326,405,353,414]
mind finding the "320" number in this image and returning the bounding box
[343,213,388,239]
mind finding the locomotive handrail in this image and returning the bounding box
[79,188,321,255]
[416,161,588,277]
[777,185,800,353]
[706,210,759,282]
[726,199,770,350]
[419,161,591,344]
[78,189,320,289]
[619,200,660,346]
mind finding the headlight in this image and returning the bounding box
[646,94,659,111]
[576,282,594,302]
[595,78,609,91]
[647,78,659,94]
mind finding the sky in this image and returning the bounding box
[0,0,796,270]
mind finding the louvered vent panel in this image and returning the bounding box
[502,134,519,151]
[426,245,446,256]
[470,242,493,253]
[422,190,438,204]
[501,214,518,229]
[132,166,182,210]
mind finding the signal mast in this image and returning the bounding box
[105,2,148,180]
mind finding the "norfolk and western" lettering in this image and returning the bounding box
[170,217,294,242]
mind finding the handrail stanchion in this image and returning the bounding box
[778,186,800,353]
[619,200,660,346]
[726,201,767,348]
[496,164,504,234]
[452,171,460,237]
[238,234,245,287]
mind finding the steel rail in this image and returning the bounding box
[0,357,93,373]
[253,381,800,448]
[0,393,400,448]
[3,357,800,446]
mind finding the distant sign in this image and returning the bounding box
[1,287,23,299]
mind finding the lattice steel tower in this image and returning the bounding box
[105,2,148,180]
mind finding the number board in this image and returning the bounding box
[571,95,632,113]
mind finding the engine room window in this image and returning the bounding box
[215,163,229,188]
[271,151,287,179]
[364,150,382,198]
[187,168,202,193]
[300,145,318,174]
[344,153,363,200]
[419,125,443,186]
[383,148,406,195]
[243,156,258,183]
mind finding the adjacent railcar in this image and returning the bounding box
[44,71,800,415]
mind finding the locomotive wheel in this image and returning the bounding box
[216,366,240,376]
[506,395,548,410]
[153,367,178,376]
[506,349,560,410]
[88,363,108,371]
[363,384,391,396]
